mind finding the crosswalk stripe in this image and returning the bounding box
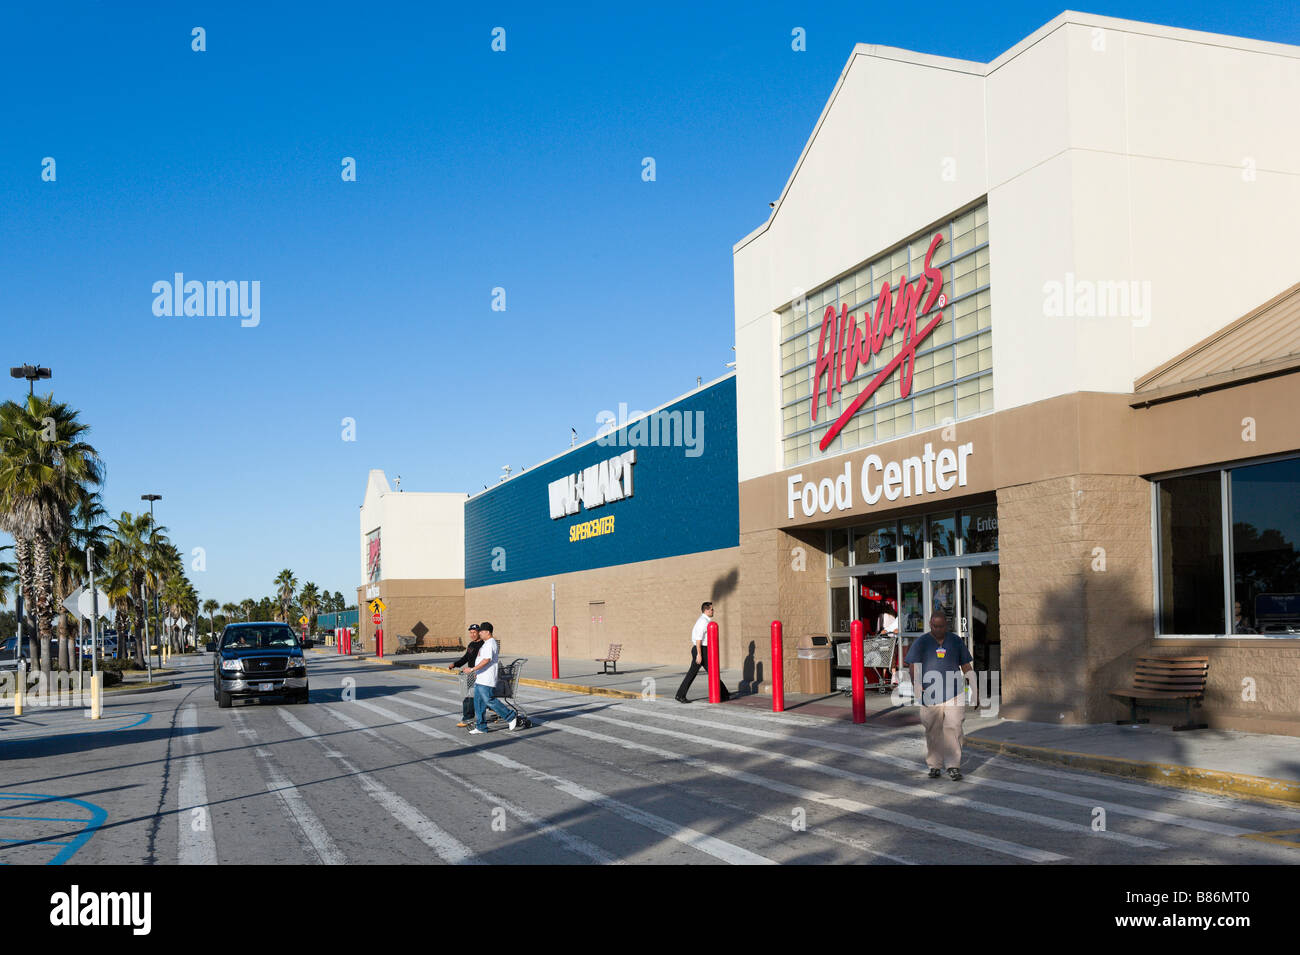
[316,704,620,865]
[613,704,1257,838]
[276,708,477,865]
[177,705,218,865]
[421,692,1065,863]
[345,698,775,865]
[232,711,346,865]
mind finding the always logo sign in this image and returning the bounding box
[811,232,947,451]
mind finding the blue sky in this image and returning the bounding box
[3,1,1296,606]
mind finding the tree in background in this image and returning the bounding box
[274,569,297,623]
[299,582,320,632]
[0,394,103,673]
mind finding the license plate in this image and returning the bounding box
[258,682,274,691]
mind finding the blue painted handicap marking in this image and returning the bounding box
[0,794,106,864]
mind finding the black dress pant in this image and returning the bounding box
[676,646,729,701]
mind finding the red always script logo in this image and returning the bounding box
[811,232,947,451]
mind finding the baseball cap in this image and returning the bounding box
[467,624,480,631]
[479,622,494,634]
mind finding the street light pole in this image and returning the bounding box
[142,494,162,673]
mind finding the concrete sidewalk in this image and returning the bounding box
[318,647,1300,806]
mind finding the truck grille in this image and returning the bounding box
[244,657,288,675]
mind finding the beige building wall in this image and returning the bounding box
[738,527,826,693]
[464,547,741,674]
[355,578,465,654]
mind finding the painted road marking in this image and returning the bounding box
[177,705,218,865]
[231,711,346,865]
[583,704,1168,847]
[406,689,1064,862]
[347,697,775,866]
[276,708,476,865]
[1239,828,1300,849]
[526,692,1266,840]
[317,704,620,865]
[631,698,1300,825]
[0,794,106,865]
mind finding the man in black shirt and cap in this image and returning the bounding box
[450,624,485,727]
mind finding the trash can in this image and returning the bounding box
[797,637,833,694]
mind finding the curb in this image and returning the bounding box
[107,681,181,696]
[329,654,646,700]
[965,736,1300,807]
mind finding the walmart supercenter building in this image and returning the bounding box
[367,13,1300,736]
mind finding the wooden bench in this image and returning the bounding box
[596,644,623,674]
[1109,656,1209,731]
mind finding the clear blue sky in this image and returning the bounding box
[3,1,1296,606]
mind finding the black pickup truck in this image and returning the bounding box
[211,623,310,708]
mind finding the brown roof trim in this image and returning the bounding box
[1130,354,1300,408]
[1135,280,1300,392]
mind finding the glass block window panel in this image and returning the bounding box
[776,201,991,468]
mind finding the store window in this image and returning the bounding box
[928,512,957,558]
[960,504,999,554]
[1156,472,1226,635]
[830,586,851,635]
[853,521,897,565]
[831,529,849,569]
[1156,456,1300,637]
[899,518,925,562]
[1230,457,1300,636]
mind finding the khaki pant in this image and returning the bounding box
[918,696,966,769]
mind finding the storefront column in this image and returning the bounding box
[996,474,1153,723]
[740,526,827,693]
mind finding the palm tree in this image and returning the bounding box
[274,570,297,623]
[203,599,219,640]
[52,487,109,670]
[0,394,103,673]
[239,598,254,621]
[299,582,320,633]
[109,510,167,668]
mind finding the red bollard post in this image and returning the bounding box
[850,619,866,724]
[771,620,785,713]
[550,626,559,679]
[707,621,721,704]
[376,627,383,659]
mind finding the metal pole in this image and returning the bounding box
[88,551,98,680]
[771,620,785,713]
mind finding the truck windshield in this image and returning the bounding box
[221,628,299,650]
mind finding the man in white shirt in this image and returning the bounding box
[674,601,730,703]
[464,622,518,734]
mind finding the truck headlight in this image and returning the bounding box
[220,659,244,672]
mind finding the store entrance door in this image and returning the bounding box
[898,567,973,660]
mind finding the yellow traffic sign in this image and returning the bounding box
[299,615,309,625]
[368,598,387,614]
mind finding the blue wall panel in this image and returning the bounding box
[466,378,738,588]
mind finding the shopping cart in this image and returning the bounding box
[839,635,898,694]
[494,658,532,727]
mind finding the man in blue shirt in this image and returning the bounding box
[903,612,973,780]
